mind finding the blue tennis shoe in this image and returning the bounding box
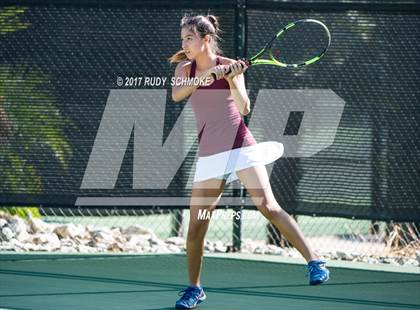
[307,259,330,285]
[175,285,206,309]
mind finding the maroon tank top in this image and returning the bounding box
[189,57,256,157]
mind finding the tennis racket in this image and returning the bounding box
[212,18,331,79]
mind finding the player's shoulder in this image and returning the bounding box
[217,56,236,65]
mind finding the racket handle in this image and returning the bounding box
[210,59,250,80]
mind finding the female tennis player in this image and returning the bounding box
[170,14,329,309]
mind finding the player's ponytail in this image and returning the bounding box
[169,50,188,64]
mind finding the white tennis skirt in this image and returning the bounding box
[193,141,284,184]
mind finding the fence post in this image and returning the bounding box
[232,0,247,252]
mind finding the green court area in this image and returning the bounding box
[0,253,419,310]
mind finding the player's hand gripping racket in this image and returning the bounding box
[211,18,331,80]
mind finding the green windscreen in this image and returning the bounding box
[0,1,419,222]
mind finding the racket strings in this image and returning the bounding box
[270,22,330,66]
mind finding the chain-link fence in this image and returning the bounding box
[1,206,419,267]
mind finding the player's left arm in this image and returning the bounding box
[224,59,250,116]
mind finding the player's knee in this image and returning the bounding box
[267,207,283,221]
[187,220,208,242]
[257,200,282,221]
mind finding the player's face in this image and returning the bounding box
[181,28,206,60]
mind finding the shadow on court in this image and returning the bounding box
[0,254,419,310]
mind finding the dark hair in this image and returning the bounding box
[169,14,222,63]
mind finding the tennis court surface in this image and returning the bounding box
[1,253,419,310]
